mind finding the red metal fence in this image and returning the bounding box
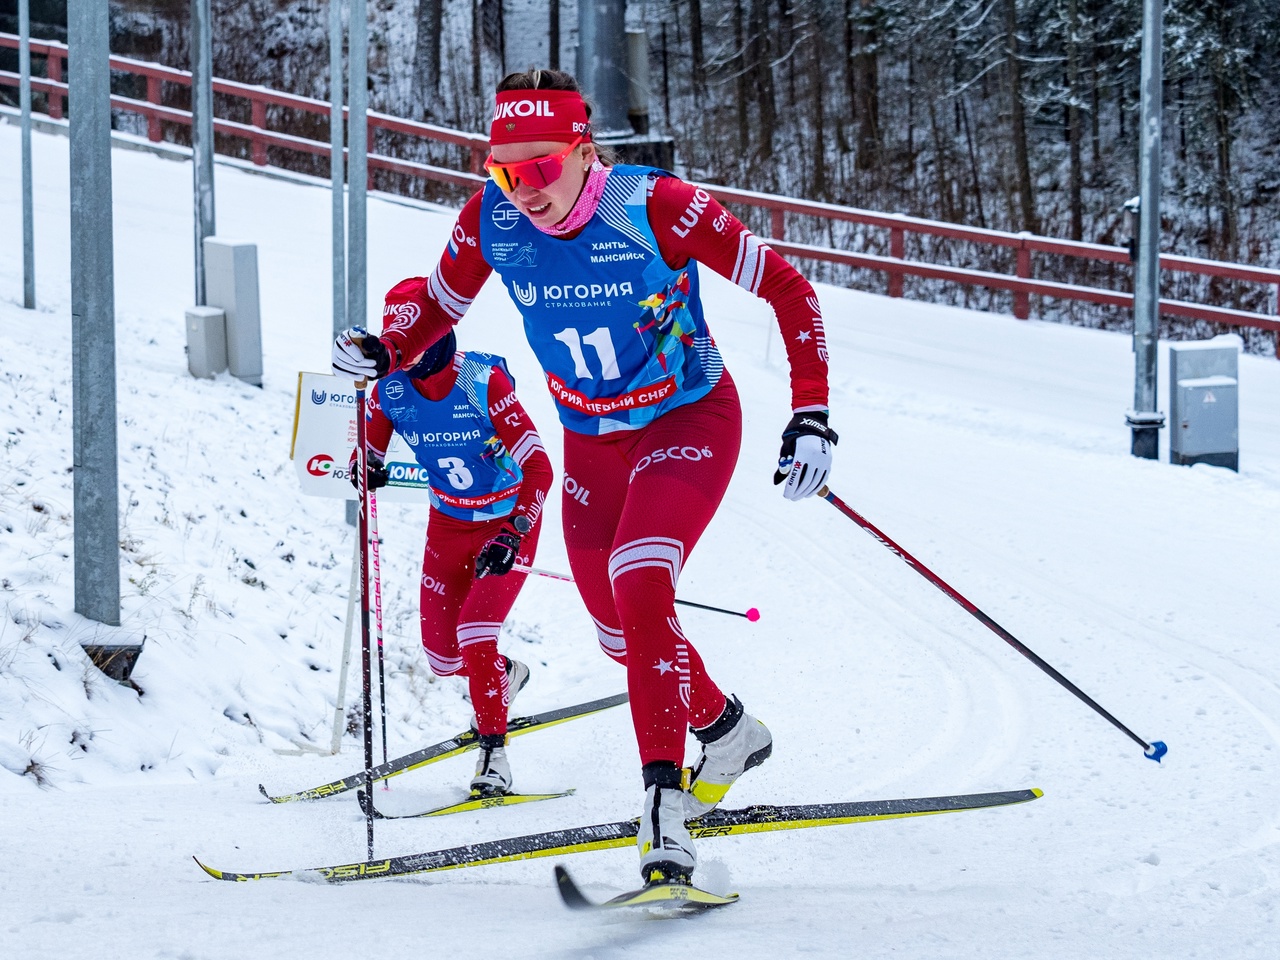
[4,33,1279,357]
[0,34,489,188]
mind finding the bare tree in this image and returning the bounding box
[849,0,881,171]
[410,0,444,119]
[749,0,777,160]
[1004,0,1039,233]
[1066,0,1083,241]
[689,0,707,98]
[549,0,559,70]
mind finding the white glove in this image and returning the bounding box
[782,433,835,499]
[332,327,390,380]
[774,411,838,500]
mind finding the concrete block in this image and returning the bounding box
[203,237,263,386]
[185,305,227,378]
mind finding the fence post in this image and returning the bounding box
[1014,235,1031,320]
[888,225,904,298]
[251,97,267,165]
[46,47,63,119]
[145,75,162,141]
[471,145,485,176]
[367,126,375,189]
[771,207,785,241]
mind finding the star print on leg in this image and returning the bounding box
[486,688,500,697]
[796,330,812,342]
[653,659,674,675]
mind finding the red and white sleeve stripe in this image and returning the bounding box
[426,266,474,322]
[730,231,769,295]
[508,429,546,467]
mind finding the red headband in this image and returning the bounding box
[489,89,590,145]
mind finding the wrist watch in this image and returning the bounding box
[510,514,532,535]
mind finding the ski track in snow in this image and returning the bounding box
[2,121,1279,958]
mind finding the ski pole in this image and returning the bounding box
[817,486,1167,763]
[368,489,389,774]
[329,536,359,756]
[513,564,761,622]
[354,380,376,858]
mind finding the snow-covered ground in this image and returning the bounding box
[2,119,1279,959]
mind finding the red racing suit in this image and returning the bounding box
[375,171,828,764]
[355,359,552,737]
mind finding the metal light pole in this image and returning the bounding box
[191,0,216,305]
[576,0,631,137]
[69,1,121,626]
[347,0,368,531]
[331,0,346,339]
[1127,0,1165,460]
[347,0,367,335]
[19,0,35,308]
[332,0,357,528]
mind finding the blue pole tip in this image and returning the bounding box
[1144,740,1168,763]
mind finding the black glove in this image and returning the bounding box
[475,523,522,579]
[332,326,393,380]
[773,411,838,500]
[348,453,389,492]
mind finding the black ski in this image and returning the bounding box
[196,787,1042,883]
[554,864,737,914]
[258,692,627,803]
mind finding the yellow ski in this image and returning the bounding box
[195,788,1042,883]
[358,788,575,819]
[555,864,737,915]
[258,693,626,803]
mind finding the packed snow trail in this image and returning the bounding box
[1,121,1279,958]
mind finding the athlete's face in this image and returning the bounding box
[489,139,597,228]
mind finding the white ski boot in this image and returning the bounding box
[685,695,773,816]
[470,737,512,797]
[469,656,530,732]
[638,766,697,885]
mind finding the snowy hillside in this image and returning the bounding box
[2,120,1279,958]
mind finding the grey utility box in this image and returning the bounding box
[1169,338,1239,471]
[203,237,263,387]
[185,306,227,378]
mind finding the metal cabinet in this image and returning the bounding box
[1169,340,1239,471]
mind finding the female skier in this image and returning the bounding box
[333,69,836,886]
[347,330,553,796]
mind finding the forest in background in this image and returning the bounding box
[3,0,1278,351]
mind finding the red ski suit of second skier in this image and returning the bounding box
[378,173,828,764]
[359,359,552,736]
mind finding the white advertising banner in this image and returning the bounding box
[291,372,433,503]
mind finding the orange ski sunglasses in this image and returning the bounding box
[484,135,587,192]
